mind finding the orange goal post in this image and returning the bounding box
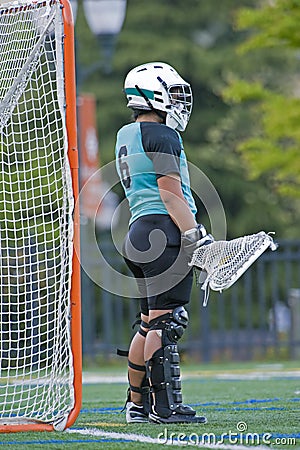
[0,0,81,431]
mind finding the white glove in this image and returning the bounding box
[181,224,214,256]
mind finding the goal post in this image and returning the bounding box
[0,0,81,432]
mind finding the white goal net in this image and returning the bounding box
[0,0,79,430]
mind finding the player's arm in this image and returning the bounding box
[157,172,197,232]
[158,173,214,255]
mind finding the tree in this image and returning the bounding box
[75,0,299,238]
[223,0,300,202]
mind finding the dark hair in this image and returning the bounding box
[132,109,151,120]
[131,108,166,122]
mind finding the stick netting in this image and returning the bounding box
[0,0,74,428]
[190,232,278,306]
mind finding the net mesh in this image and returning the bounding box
[0,0,74,426]
[190,232,277,306]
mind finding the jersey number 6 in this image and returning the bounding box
[118,145,131,189]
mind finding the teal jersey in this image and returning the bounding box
[115,122,197,225]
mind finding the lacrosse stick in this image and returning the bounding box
[189,231,278,306]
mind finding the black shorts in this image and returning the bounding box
[123,214,193,315]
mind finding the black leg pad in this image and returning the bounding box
[146,345,195,418]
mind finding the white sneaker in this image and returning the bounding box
[126,401,148,423]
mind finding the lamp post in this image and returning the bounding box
[83,0,127,74]
[71,0,127,76]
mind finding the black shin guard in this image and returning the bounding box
[146,348,168,417]
[146,344,195,418]
[127,360,150,414]
[126,378,150,415]
[146,307,195,418]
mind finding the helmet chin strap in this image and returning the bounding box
[166,115,180,131]
[166,104,186,131]
[134,85,166,122]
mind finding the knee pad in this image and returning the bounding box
[148,306,189,346]
[163,306,189,346]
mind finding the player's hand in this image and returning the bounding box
[181,224,214,256]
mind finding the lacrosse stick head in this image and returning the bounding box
[189,231,278,306]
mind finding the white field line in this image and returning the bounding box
[83,374,127,383]
[215,371,300,380]
[67,427,271,450]
[5,370,299,387]
[82,370,300,384]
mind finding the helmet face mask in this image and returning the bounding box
[167,84,192,131]
[124,62,193,131]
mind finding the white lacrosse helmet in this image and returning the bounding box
[124,62,193,131]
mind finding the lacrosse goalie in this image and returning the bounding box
[115,62,213,424]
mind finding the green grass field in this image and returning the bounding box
[1,361,299,449]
